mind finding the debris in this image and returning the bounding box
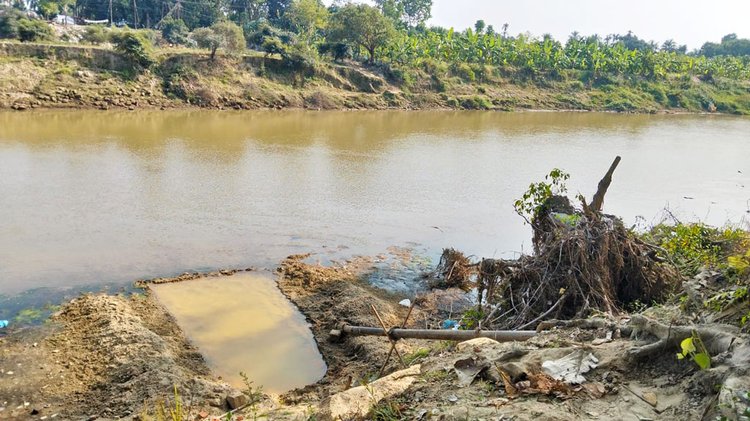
[398,299,411,307]
[0,320,8,328]
[441,320,459,329]
[642,391,658,407]
[453,357,489,386]
[541,350,599,384]
[225,390,248,410]
[446,394,459,403]
[455,337,500,352]
[591,338,612,346]
[430,249,475,291]
[318,365,421,421]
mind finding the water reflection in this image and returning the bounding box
[151,272,327,393]
[0,110,748,297]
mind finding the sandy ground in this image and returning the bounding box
[1,257,748,420]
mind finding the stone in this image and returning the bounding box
[642,391,658,407]
[318,365,421,420]
[456,338,500,353]
[226,390,248,410]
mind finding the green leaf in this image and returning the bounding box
[676,353,685,360]
[680,337,696,355]
[693,353,711,370]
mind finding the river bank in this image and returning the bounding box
[2,41,750,114]
[2,250,748,421]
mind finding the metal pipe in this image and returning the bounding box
[336,325,536,342]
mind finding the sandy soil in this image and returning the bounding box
[2,257,748,420]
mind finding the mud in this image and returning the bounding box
[0,293,236,420]
[2,257,748,420]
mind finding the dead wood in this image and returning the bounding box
[589,156,621,213]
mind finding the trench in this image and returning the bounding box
[150,272,327,394]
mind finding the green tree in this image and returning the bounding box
[328,3,395,64]
[284,0,328,39]
[375,0,431,27]
[474,19,485,34]
[267,0,292,21]
[192,20,245,60]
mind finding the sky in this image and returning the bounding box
[333,0,750,50]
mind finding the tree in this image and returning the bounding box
[474,19,485,34]
[401,0,431,27]
[267,0,292,21]
[374,0,431,27]
[192,20,245,60]
[161,17,189,45]
[284,0,328,39]
[328,3,394,64]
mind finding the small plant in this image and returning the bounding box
[240,371,264,420]
[676,331,711,370]
[403,348,430,365]
[141,385,190,421]
[513,168,570,223]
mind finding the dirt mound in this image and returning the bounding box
[277,255,436,403]
[0,293,235,420]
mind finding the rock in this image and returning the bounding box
[456,338,500,353]
[642,391,658,407]
[592,338,612,346]
[226,390,248,409]
[318,365,421,420]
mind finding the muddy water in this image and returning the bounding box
[1,110,749,297]
[151,272,326,393]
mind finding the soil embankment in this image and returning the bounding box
[2,41,750,114]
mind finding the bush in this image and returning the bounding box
[161,17,188,45]
[261,35,286,56]
[81,25,107,45]
[111,30,155,70]
[318,42,351,62]
[451,62,476,82]
[0,6,22,39]
[244,21,296,49]
[17,18,53,42]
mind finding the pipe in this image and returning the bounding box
[331,325,536,342]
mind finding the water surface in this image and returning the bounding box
[151,272,326,393]
[1,110,748,297]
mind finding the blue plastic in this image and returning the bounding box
[0,320,8,329]
[441,319,458,330]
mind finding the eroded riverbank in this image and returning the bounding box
[3,253,748,421]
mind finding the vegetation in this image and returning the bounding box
[191,20,245,60]
[111,29,155,70]
[0,1,749,113]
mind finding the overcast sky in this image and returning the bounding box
[332,0,750,50]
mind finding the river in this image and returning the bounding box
[1,110,748,305]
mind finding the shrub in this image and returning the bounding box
[261,35,286,56]
[318,42,351,62]
[81,25,107,45]
[17,18,53,42]
[451,62,476,82]
[0,6,22,39]
[161,17,188,45]
[111,30,155,70]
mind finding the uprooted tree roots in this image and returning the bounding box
[484,205,679,329]
[430,157,680,329]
